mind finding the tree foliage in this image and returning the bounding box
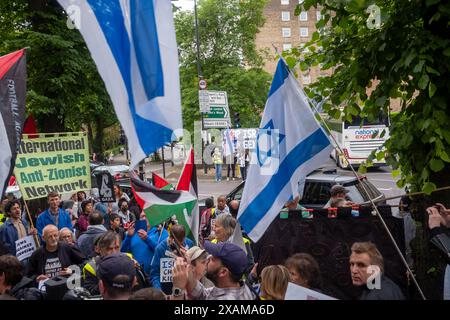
[284,0,450,299]
[0,0,116,157]
[284,0,450,195]
[174,0,272,133]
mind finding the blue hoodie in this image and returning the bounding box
[36,208,72,239]
[121,226,168,275]
[151,237,194,294]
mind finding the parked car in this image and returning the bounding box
[225,168,385,209]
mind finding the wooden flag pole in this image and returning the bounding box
[22,199,40,248]
[12,170,40,247]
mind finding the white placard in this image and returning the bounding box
[284,282,337,300]
[15,235,36,262]
[160,257,175,283]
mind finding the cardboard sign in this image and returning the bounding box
[96,171,115,202]
[160,257,175,283]
[285,282,337,300]
[15,235,36,261]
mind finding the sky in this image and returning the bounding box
[172,0,195,11]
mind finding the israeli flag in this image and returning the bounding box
[237,59,333,242]
[57,0,182,168]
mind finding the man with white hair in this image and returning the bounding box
[27,225,86,281]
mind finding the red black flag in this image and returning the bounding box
[0,49,27,197]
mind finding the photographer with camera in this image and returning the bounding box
[427,203,450,300]
[151,224,194,295]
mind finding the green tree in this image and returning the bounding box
[0,0,117,158]
[174,0,272,133]
[285,0,450,299]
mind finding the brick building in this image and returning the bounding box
[255,0,328,86]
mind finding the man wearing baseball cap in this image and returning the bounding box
[172,241,255,300]
[323,184,350,208]
[97,253,137,300]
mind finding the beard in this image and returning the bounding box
[206,268,220,286]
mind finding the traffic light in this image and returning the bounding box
[233,112,240,128]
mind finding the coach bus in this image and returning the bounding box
[327,113,390,169]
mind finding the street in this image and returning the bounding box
[137,151,403,207]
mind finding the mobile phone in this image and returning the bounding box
[135,220,147,232]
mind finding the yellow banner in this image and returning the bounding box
[14,133,91,200]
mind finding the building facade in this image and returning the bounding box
[255,0,328,86]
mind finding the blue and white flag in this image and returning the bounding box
[237,59,333,242]
[57,0,182,168]
[222,127,236,157]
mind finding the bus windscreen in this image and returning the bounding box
[344,113,389,128]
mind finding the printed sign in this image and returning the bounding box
[96,171,115,202]
[15,133,91,200]
[160,257,175,283]
[15,235,36,261]
[221,128,258,153]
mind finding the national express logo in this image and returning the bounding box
[354,129,379,140]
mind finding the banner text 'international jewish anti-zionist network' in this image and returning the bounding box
[14,133,91,200]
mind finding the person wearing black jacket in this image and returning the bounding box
[27,225,86,281]
[427,203,450,300]
[0,255,42,300]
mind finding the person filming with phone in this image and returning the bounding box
[151,224,194,295]
[121,212,168,277]
[426,203,450,300]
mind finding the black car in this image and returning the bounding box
[225,169,385,209]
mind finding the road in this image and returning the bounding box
[124,151,403,208]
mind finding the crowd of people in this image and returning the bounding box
[0,181,448,301]
[211,148,250,182]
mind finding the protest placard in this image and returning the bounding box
[15,132,91,200]
[160,257,175,283]
[15,235,36,261]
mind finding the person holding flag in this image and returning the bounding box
[237,58,333,243]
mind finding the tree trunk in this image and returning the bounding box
[93,115,105,162]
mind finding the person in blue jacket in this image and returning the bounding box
[36,192,73,240]
[0,199,37,256]
[151,224,194,295]
[121,212,168,276]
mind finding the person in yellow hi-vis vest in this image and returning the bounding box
[211,214,254,275]
[82,231,148,295]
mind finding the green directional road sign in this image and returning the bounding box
[202,91,231,128]
[204,106,228,119]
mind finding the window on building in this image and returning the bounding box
[282,11,290,21]
[299,11,308,21]
[283,43,292,51]
[282,28,291,38]
[281,0,289,5]
[300,27,308,37]
[316,11,322,21]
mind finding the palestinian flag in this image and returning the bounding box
[176,147,199,244]
[177,147,198,195]
[152,172,173,190]
[0,49,27,197]
[130,171,198,242]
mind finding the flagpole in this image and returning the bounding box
[274,49,426,300]
[12,171,40,248]
[22,199,40,248]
